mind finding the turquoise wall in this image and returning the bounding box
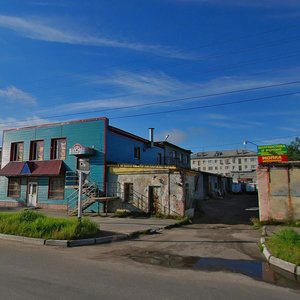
[0,119,106,208]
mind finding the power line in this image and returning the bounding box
[110,91,300,120]
[1,79,300,127]
[190,135,299,151]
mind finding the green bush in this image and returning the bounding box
[0,211,99,240]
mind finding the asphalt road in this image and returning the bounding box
[0,194,299,299]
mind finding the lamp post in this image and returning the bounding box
[243,140,259,147]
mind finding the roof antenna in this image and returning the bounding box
[165,134,169,141]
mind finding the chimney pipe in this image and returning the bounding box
[149,128,154,147]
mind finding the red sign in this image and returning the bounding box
[258,154,288,164]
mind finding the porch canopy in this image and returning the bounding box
[0,161,65,177]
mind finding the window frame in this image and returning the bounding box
[124,183,134,202]
[7,177,21,198]
[48,177,65,200]
[134,146,141,160]
[51,138,67,160]
[10,142,24,162]
[30,140,44,161]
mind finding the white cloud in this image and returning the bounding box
[56,97,142,113]
[0,15,198,60]
[279,126,300,133]
[91,71,193,96]
[0,86,37,105]
[157,128,187,144]
[0,116,50,143]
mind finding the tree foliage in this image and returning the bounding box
[287,137,300,161]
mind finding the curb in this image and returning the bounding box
[0,233,45,245]
[0,220,180,247]
[260,231,299,276]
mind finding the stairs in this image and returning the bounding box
[66,173,105,216]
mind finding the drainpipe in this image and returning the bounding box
[149,128,154,148]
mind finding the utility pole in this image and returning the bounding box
[77,171,83,221]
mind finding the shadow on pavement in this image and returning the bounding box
[192,194,259,225]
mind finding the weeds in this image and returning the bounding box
[250,217,300,229]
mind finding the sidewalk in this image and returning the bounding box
[0,207,179,246]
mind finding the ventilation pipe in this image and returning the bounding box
[149,128,154,147]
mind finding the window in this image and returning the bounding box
[179,153,183,162]
[124,183,133,202]
[232,158,236,163]
[48,177,65,199]
[239,166,242,171]
[183,155,188,164]
[250,158,256,162]
[208,166,213,170]
[251,165,256,169]
[30,140,44,160]
[244,158,248,162]
[245,165,248,169]
[8,178,21,197]
[215,166,218,170]
[203,166,206,171]
[134,146,140,160]
[10,142,24,161]
[198,161,201,166]
[238,158,242,164]
[225,159,230,164]
[51,138,66,160]
[157,153,162,165]
[208,160,212,163]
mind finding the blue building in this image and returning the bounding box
[0,117,191,213]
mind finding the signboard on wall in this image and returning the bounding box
[69,144,95,156]
[257,144,288,164]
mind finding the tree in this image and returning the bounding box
[287,137,300,161]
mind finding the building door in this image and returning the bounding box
[149,186,160,214]
[28,182,38,207]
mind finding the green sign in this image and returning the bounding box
[257,144,287,156]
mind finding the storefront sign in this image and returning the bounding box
[69,144,94,156]
[258,155,288,164]
[258,144,287,156]
[257,144,288,164]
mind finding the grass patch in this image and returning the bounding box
[0,210,99,240]
[266,229,300,266]
[250,217,300,229]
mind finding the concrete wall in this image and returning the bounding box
[257,163,300,221]
[106,165,202,217]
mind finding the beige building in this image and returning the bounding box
[191,149,258,183]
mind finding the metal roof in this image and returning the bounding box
[191,149,258,159]
[0,160,65,176]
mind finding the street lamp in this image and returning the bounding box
[243,140,259,147]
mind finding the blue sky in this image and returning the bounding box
[0,0,300,153]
